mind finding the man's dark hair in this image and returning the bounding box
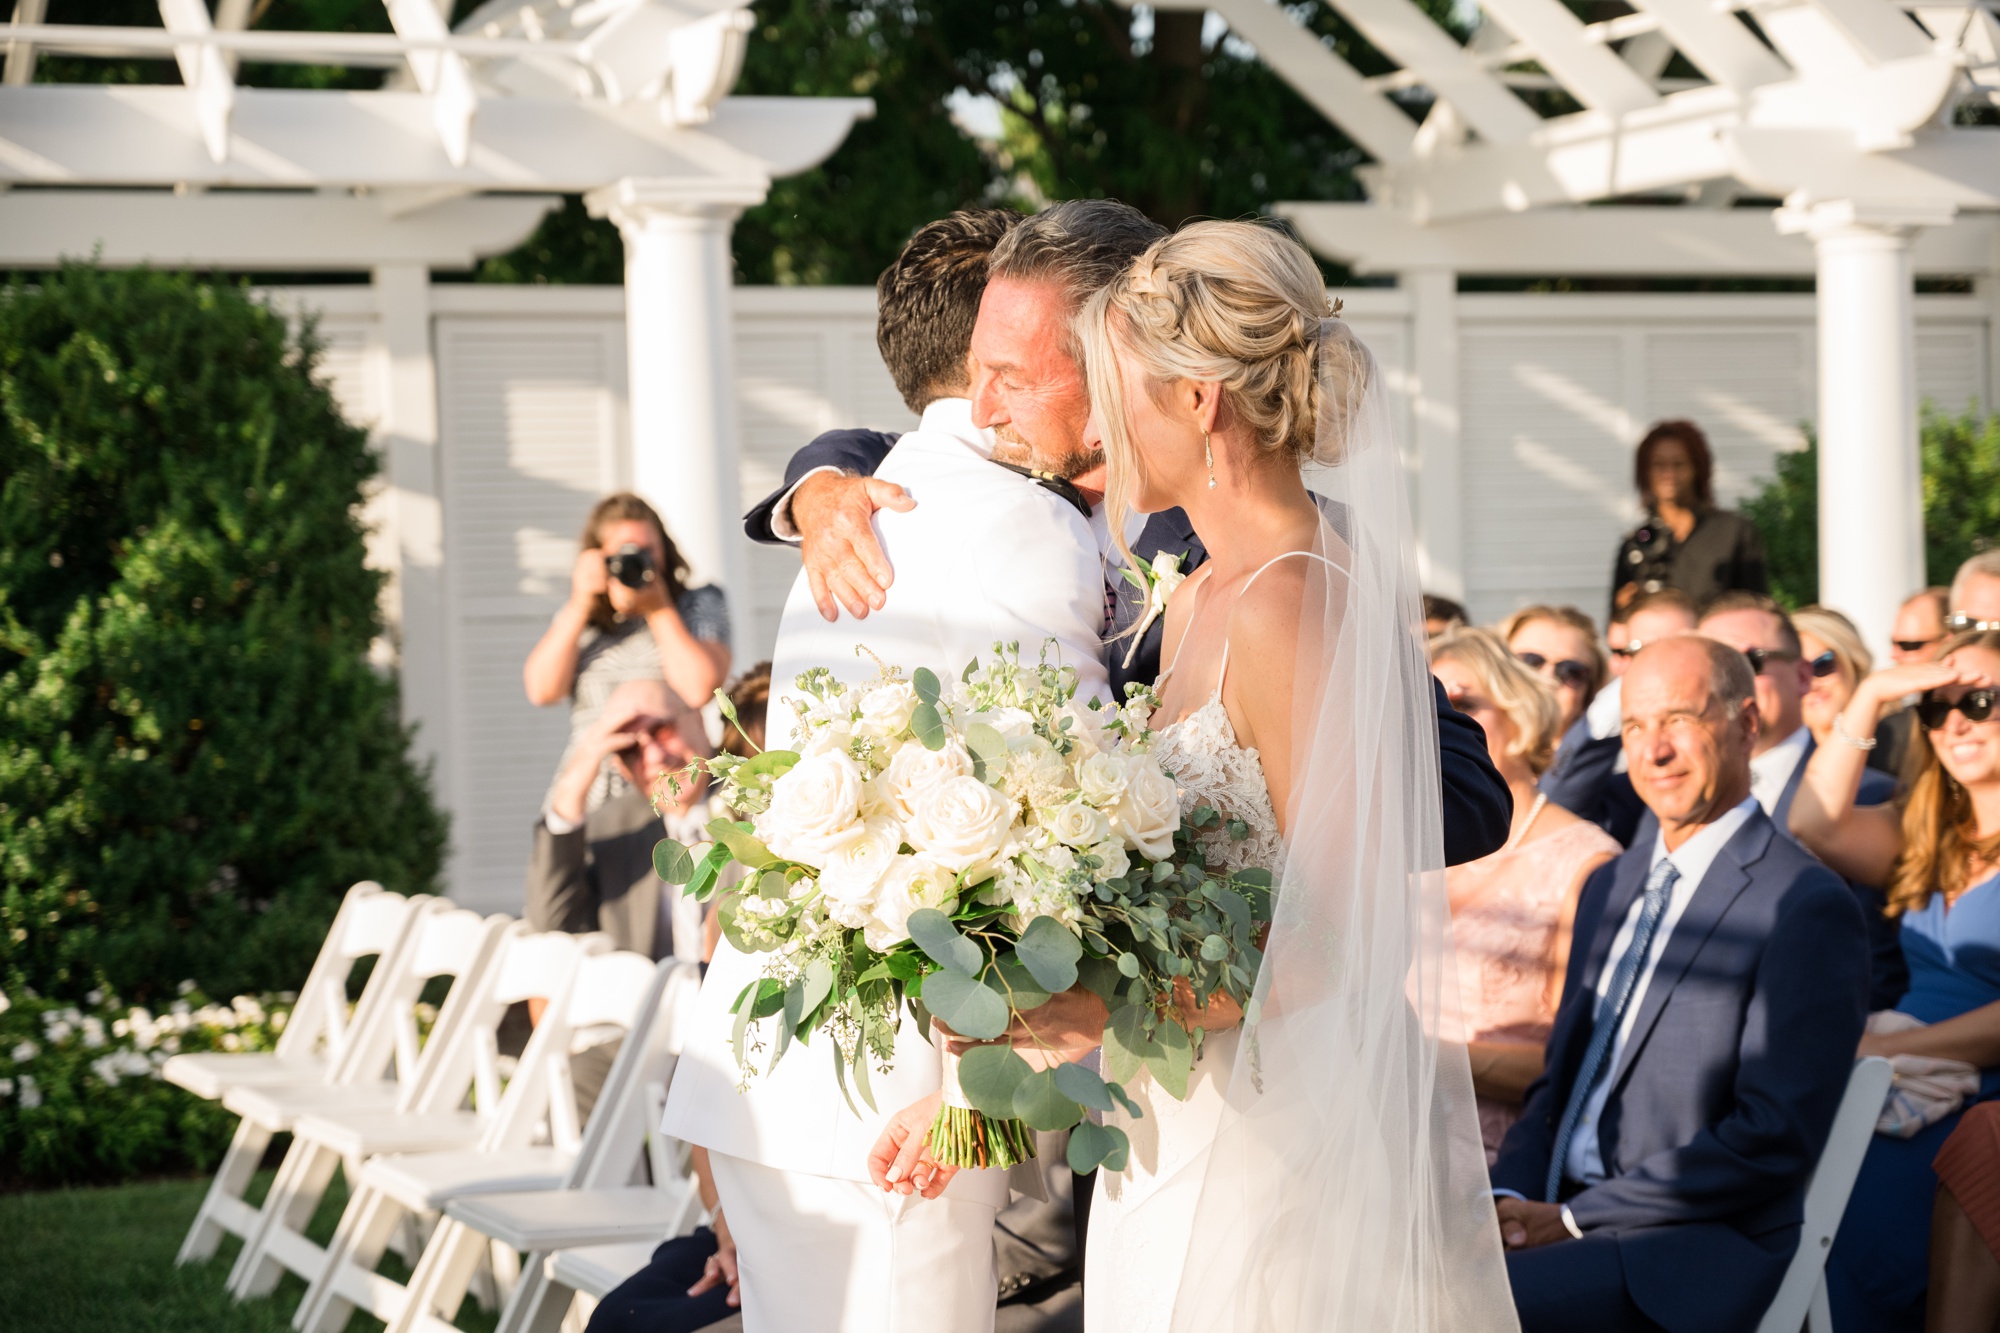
[876,208,1022,414]
[988,199,1168,317]
[1422,593,1468,630]
[1620,586,1700,626]
[1700,589,1802,655]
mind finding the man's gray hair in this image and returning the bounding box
[1951,551,2000,611]
[988,199,1166,311]
[1696,636,1759,717]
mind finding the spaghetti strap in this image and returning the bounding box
[1213,550,1346,696]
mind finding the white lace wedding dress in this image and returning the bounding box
[1084,612,1287,1333]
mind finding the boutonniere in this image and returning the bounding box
[1120,550,1189,667]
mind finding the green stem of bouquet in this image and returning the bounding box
[926,1106,1037,1170]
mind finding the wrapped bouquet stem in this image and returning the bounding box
[653,642,1274,1176]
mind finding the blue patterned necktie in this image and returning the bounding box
[1544,858,1682,1202]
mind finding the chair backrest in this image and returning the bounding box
[350,907,515,1109]
[276,882,422,1063]
[567,960,702,1190]
[1753,1057,1895,1333]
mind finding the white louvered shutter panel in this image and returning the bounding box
[1642,326,1812,507]
[436,316,625,913]
[1917,323,1987,419]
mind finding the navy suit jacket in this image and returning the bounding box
[1491,810,1869,1333]
[743,427,1513,866]
[1540,715,1645,847]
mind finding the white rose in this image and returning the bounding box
[1119,694,1155,736]
[1110,756,1182,861]
[883,739,974,822]
[857,682,920,737]
[757,750,866,868]
[865,856,957,951]
[1090,840,1132,883]
[1148,551,1187,607]
[1076,751,1130,807]
[817,819,901,928]
[906,774,1018,876]
[799,723,856,759]
[1057,701,1112,757]
[967,706,1037,744]
[1045,800,1111,849]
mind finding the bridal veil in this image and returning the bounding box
[1164,317,1520,1332]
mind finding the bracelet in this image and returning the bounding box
[1832,715,1879,751]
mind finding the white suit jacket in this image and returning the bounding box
[661,397,1108,1196]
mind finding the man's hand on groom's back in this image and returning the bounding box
[793,471,914,621]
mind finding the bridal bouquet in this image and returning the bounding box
[652,642,1272,1174]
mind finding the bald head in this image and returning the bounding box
[1621,636,1758,847]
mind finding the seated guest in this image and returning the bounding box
[1930,1102,2000,1333]
[1793,606,1871,753]
[1490,636,1869,1333]
[718,662,770,759]
[1425,593,1469,639]
[1433,629,1621,1161]
[1701,593,1904,1009]
[1875,586,1953,776]
[1951,552,2000,635]
[589,1146,739,1333]
[528,677,713,963]
[1789,629,2000,1331]
[1540,590,1697,846]
[1503,604,1607,742]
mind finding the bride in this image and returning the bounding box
[1073,220,1517,1331]
[874,220,1518,1330]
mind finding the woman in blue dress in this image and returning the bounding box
[1791,628,2000,1331]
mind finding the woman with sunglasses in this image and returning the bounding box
[1794,605,1872,750]
[1499,604,1606,741]
[1789,630,2000,1331]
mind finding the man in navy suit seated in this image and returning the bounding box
[1490,635,1870,1333]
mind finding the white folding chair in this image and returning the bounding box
[224,908,516,1299]
[295,948,670,1333]
[169,885,436,1265]
[444,965,709,1333]
[1754,1056,1894,1333]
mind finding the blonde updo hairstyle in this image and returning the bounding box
[1080,220,1333,578]
[1430,627,1564,777]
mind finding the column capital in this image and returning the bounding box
[1774,196,1956,243]
[584,175,770,233]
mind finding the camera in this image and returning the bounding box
[1623,521,1674,596]
[604,543,655,590]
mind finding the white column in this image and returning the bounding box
[1406,266,1465,601]
[587,176,770,617]
[1780,200,1952,659]
[371,263,454,816]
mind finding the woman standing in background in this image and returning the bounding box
[1611,419,1767,617]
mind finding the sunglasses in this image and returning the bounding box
[1517,652,1594,690]
[1946,615,2000,635]
[1736,647,1836,678]
[1917,689,1999,730]
[1894,638,1942,655]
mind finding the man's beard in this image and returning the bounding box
[991,423,1103,479]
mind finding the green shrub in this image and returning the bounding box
[0,983,289,1187]
[1740,410,2000,609]
[0,265,448,1007]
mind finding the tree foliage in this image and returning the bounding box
[0,266,448,1004]
[1741,412,2000,609]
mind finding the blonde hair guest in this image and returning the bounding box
[1792,606,1872,751]
[1431,628,1621,1161]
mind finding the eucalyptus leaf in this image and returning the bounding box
[1104,1003,1149,1085]
[1077,955,1124,1003]
[800,956,836,1023]
[737,749,801,784]
[1200,934,1231,962]
[992,956,1052,1011]
[913,667,941,705]
[964,723,1008,784]
[1116,952,1142,979]
[1066,1118,1118,1173]
[706,817,777,870]
[757,869,791,900]
[1098,1124,1132,1172]
[923,970,1011,1039]
[686,844,730,901]
[850,1044,877,1112]
[911,701,947,751]
[1015,915,1083,993]
[830,1039,860,1117]
[1052,1060,1116,1113]
[772,979,803,1069]
[1106,1081,1144,1119]
[956,1044,1033,1119]
[1202,881,1252,934]
[907,908,983,977]
[652,839,695,885]
[1012,1068,1085,1131]
[1145,1018,1194,1099]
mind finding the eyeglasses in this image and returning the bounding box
[1517,652,1594,690]
[1946,615,2000,635]
[1917,689,1999,730]
[1736,646,1834,678]
[1894,638,1943,655]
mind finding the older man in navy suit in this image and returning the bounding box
[1490,635,1870,1333]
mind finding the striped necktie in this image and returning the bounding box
[1544,857,1682,1202]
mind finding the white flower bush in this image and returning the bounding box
[654,642,1275,1176]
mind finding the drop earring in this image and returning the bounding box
[1203,429,1216,490]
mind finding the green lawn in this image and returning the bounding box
[0,1169,499,1333]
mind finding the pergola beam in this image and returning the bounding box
[1472,0,1660,115]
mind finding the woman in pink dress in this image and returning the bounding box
[1432,627,1623,1161]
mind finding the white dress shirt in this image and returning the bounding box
[1748,724,1811,817]
[1566,796,1758,1183]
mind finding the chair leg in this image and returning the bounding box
[386,1218,489,1333]
[494,1259,552,1333]
[177,1117,271,1265]
[229,1138,340,1298]
[293,1183,409,1333]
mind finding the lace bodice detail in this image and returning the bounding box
[1150,694,1283,877]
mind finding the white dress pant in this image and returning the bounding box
[709,1150,999,1333]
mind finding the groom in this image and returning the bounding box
[660,207,1117,1333]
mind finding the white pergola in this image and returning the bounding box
[1172,0,2000,653]
[0,0,869,781]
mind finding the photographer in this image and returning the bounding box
[525,493,731,818]
[1609,419,1767,619]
